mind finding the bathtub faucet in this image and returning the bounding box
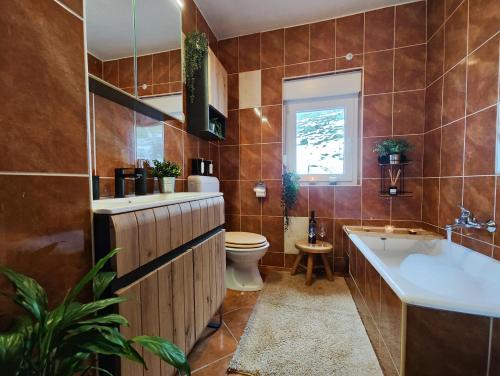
[445,205,496,233]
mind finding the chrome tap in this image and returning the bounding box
[445,205,496,233]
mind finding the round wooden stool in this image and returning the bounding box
[291,240,334,286]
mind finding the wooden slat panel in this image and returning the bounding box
[199,199,209,234]
[158,262,175,376]
[217,196,225,225]
[117,283,143,376]
[207,198,215,230]
[190,200,202,238]
[140,272,161,376]
[212,198,220,228]
[202,240,211,327]
[193,242,205,340]
[214,234,221,309]
[135,209,157,266]
[183,250,195,352]
[221,230,227,298]
[171,255,186,352]
[110,213,139,277]
[210,236,218,317]
[153,206,171,256]
[179,202,193,244]
[167,204,183,249]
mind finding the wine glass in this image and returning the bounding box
[318,222,327,244]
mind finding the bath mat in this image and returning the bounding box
[228,272,383,376]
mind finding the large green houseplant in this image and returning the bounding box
[0,249,190,376]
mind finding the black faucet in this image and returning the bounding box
[114,168,147,198]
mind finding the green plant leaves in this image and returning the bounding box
[184,31,208,103]
[65,248,120,305]
[92,271,116,300]
[0,266,48,322]
[282,171,300,230]
[133,336,191,375]
[151,159,182,178]
[0,316,33,375]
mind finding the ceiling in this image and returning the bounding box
[86,0,181,61]
[195,0,415,39]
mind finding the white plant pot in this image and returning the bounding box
[389,153,401,164]
[159,177,176,193]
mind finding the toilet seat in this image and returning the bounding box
[225,241,268,249]
[226,232,266,245]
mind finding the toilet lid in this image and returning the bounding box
[225,241,268,249]
[225,232,267,245]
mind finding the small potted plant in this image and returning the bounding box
[281,170,300,230]
[152,159,182,193]
[373,139,413,164]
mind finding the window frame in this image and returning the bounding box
[284,94,359,184]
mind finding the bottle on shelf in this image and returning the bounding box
[308,210,317,244]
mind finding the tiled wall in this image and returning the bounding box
[217,1,427,270]
[89,0,221,197]
[88,49,183,97]
[421,0,500,259]
[0,0,91,326]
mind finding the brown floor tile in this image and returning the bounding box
[223,307,254,341]
[223,290,260,313]
[188,325,238,371]
[192,354,233,375]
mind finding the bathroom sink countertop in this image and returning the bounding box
[92,192,223,214]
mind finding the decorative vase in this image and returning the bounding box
[389,153,401,164]
[159,177,176,193]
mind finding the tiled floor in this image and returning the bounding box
[188,289,260,375]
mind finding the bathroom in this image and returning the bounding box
[0,0,499,375]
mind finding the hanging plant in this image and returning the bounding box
[281,170,300,231]
[184,31,208,103]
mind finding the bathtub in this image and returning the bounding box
[349,232,500,318]
[343,227,500,376]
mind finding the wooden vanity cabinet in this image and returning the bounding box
[94,196,226,375]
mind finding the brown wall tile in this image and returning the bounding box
[393,90,425,135]
[239,33,261,72]
[335,186,361,219]
[285,25,310,65]
[220,146,240,180]
[423,128,441,177]
[439,177,463,228]
[396,1,426,47]
[365,7,395,53]
[441,119,464,176]
[442,60,466,125]
[426,29,445,84]
[422,178,440,225]
[364,50,394,94]
[261,143,282,180]
[309,186,334,218]
[240,144,261,180]
[261,29,284,69]
[310,20,335,60]
[363,94,393,137]
[218,38,238,74]
[468,0,500,51]
[240,108,262,144]
[444,1,468,71]
[261,105,282,143]
[427,0,445,38]
[464,107,497,176]
[336,14,364,56]
[261,67,284,106]
[394,45,426,91]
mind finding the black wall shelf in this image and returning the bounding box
[379,160,412,197]
[186,54,226,141]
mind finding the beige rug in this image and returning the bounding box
[228,272,383,376]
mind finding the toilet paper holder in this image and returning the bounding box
[253,181,266,198]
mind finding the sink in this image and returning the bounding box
[92,192,223,214]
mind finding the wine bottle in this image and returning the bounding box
[308,210,317,244]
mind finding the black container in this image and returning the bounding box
[192,158,205,175]
[92,175,100,200]
[114,168,147,198]
[203,160,213,176]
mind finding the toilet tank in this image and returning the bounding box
[188,175,220,192]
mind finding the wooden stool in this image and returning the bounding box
[291,240,334,286]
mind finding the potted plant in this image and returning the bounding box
[281,170,300,230]
[152,159,182,193]
[373,138,413,164]
[0,249,190,376]
[184,31,208,103]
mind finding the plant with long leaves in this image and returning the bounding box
[281,170,300,230]
[0,249,190,376]
[184,31,208,103]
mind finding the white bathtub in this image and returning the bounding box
[349,233,500,318]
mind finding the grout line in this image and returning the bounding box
[192,352,235,374]
[53,0,84,21]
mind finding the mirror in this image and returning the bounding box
[86,0,183,197]
[86,0,183,121]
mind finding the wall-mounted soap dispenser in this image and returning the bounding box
[253,181,266,198]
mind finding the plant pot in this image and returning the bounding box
[158,177,176,193]
[389,153,401,164]
[389,185,398,195]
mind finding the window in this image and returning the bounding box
[284,72,361,184]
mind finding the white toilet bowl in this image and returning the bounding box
[225,232,269,291]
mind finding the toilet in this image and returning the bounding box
[225,232,269,291]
